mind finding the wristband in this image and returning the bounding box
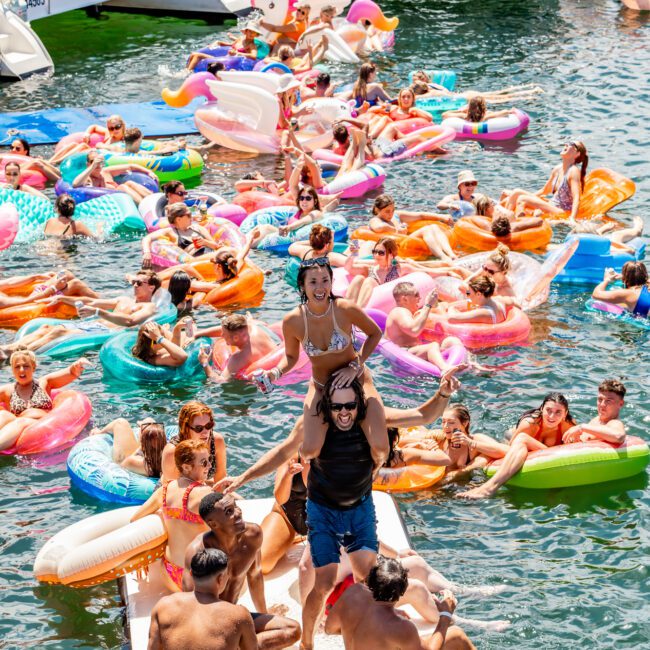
[271,367,283,381]
[156,336,164,344]
[438,611,453,620]
[438,390,451,398]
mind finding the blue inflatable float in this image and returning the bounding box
[551,234,646,285]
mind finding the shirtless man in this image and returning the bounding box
[385,282,462,373]
[148,548,258,650]
[183,492,301,649]
[460,379,627,499]
[325,555,475,650]
[196,314,277,381]
[3,270,161,353]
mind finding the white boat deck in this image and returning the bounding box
[121,491,436,649]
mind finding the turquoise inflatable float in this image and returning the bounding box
[100,332,209,384]
[0,188,145,241]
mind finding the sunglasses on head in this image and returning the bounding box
[372,249,386,256]
[108,124,123,131]
[300,256,329,268]
[190,420,214,433]
[141,421,164,431]
[299,194,314,201]
[174,190,188,197]
[331,401,358,412]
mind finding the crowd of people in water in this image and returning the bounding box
[1,5,646,649]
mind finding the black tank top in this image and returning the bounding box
[308,422,373,509]
[281,472,308,535]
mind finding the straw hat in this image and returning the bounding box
[457,169,478,187]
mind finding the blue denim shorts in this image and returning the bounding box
[306,495,378,568]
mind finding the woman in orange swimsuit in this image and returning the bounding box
[131,439,213,591]
[460,392,575,499]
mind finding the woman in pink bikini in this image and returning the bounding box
[131,439,213,591]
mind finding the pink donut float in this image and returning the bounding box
[232,191,295,215]
[0,203,19,251]
[0,389,92,456]
[423,307,531,349]
[319,163,386,199]
[441,108,530,142]
[208,203,247,227]
[0,155,48,189]
[211,322,311,384]
[54,132,106,153]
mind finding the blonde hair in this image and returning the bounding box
[10,350,37,369]
[488,243,511,272]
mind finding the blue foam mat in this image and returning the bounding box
[0,99,204,145]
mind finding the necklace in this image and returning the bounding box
[304,299,332,319]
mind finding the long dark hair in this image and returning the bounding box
[352,62,375,102]
[316,376,367,428]
[517,392,576,429]
[571,140,589,190]
[295,184,321,212]
[296,259,336,304]
[385,427,404,467]
[213,250,238,282]
[168,270,192,314]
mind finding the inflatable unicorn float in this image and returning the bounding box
[220,0,398,63]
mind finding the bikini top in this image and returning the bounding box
[174,226,200,251]
[369,263,401,285]
[162,480,204,524]
[9,381,53,416]
[301,301,352,357]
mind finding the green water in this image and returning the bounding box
[1,1,650,648]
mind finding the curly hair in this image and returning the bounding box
[316,376,367,427]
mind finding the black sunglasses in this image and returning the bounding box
[132,279,151,287]
[372,249,386,256]
[299,194,314,201]
[140,421,164,431]
[300,256,329,268]
[198,458,211,468]
[174,190,188,197]
[108,124,124,131]
[10,145,23,151]
[331,401,358,412]
[482,265,496,275]
[190,421,214,433]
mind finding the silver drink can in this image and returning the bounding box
[251,369,274,394]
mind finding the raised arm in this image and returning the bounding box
[42,358,88,391]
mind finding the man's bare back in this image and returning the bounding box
[148,591,257,650]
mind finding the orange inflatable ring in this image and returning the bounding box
[351,226,431,260]
[451,216,552,252]
[373,426,447,492]
[0,301,78,330]
[423,306,531,349]
[184,259,265,308]
[33,506,166,588]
